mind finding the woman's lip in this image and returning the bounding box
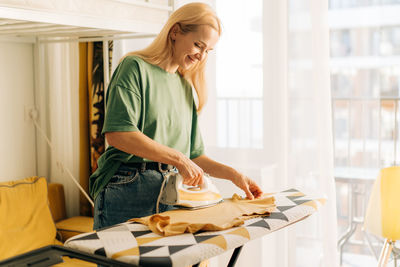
[188,56,195,63]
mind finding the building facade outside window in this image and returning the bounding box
[330,1,400,266]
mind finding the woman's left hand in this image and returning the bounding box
[231,174,263,200]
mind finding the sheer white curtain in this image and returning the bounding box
[201,0,338,266]
[263,0,338,266]
[36,42,80,217]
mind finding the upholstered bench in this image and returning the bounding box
[48,183,93,242]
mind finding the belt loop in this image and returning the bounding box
[140,163,146,173]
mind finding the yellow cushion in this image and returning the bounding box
[56,216,94,242]
[48,183,67,222]
[0,176,57,260]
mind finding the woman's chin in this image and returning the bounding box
[181,60,195,70]
[180,64,192,70]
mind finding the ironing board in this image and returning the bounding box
[62,188,325,267]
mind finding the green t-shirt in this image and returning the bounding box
[89,56,204,199]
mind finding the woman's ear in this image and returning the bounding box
[170,24,180,40]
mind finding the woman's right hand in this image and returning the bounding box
[176,156,204,186]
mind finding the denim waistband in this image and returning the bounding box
[120,162,174,172]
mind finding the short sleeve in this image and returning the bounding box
[102,58,143,134]
[190,102,205,159]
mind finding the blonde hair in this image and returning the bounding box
[122,2,221,112]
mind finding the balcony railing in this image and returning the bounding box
[332,96,400,168]
[216,97,263,149]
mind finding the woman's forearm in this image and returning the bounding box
[105,131,184,167]
[192,155,264,199]
[192,154,239,181]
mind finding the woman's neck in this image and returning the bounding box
[157,59,179,74]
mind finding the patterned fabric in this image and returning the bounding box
[65,189,325,267]
[88,41,113,174]
[78,41,113,216]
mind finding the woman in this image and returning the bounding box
[90,2,263,230]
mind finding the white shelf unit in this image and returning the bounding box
[0,0,172,42]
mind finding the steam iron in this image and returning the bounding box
[160,170,223,210]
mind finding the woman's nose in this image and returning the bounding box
[195,54,201,61]
[195,51,205,61]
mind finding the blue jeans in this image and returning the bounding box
[93,164,172,230]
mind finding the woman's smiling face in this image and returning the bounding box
[171,24,219,70]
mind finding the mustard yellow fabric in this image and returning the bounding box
[78,42,92,217]
[0,176,58,260]
[130,195,275,236]
[56,216,94,242]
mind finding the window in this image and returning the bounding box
[330,5,400,169]
[329,1,400,265]
[215,0,263,149]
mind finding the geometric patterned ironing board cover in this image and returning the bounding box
[65,189,325,267]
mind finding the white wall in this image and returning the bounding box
[0,41,36,181]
